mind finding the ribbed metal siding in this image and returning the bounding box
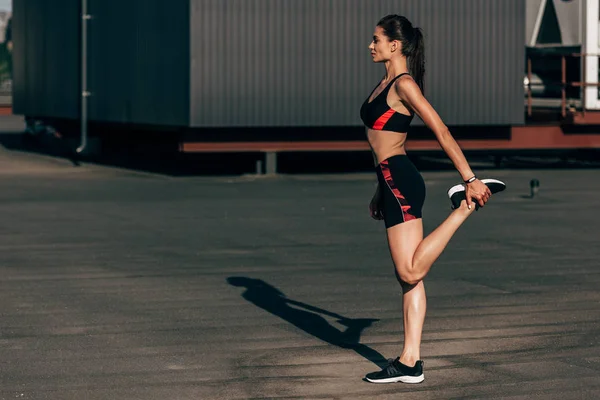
[14,1,524,128]
[190,0,524,127]
[12,0,80,118]
[88,0,190,126]
[12,0,189,126]
[403,0,525,126]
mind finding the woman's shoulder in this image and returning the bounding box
[394,74,421,97]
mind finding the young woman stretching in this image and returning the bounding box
[360,15,505,384]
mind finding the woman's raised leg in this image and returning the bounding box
[387,201,475,285]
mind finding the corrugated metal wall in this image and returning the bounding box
[12,0,80,119]
[13,1,524,128]
[88,0,189,126]
[190,0,525,127]
[405,0,525,126]
[12,0,189,126]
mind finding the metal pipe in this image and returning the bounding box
[527,57,532,117]
[561,55,566,119]
[77,0,90,154]
[582,54,587,117]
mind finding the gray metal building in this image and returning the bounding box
[12,0,525,129]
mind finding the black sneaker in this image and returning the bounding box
[365,357,424,384]
[447,178,506,210]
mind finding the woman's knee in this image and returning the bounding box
[394,264,423,286]
[399,278,418,292]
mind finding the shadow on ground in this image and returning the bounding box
[228,277,388,368]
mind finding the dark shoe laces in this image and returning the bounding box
[383,358,400,376]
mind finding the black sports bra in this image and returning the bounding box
[360,73,414,133]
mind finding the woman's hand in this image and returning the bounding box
[465,179,492,209]
[369,187,384,220]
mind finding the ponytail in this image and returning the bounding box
[408,27,425,94]
[377,16,426,93]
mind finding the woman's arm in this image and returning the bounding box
[395,78,473,180]
[396,77,491,207]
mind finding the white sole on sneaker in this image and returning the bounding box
[365,374,425,384]
[481,178,506,189]
[447,178,506,197]
[447,184,465,198]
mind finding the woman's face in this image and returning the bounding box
[368,26,398,63]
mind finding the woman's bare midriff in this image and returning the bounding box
[367,129,408,164]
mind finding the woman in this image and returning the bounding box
[360,15,505,384]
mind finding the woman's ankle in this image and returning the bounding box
[453,199,476,215]
[399,353,420,367]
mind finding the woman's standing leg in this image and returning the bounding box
[390,218,427,368]
[366,208,474,383]
[399,280,426,367]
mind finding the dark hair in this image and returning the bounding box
[377,15,425,93]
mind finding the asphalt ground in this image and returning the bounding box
[1,116,599,399]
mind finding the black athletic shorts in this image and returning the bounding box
[376,154,426,228]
